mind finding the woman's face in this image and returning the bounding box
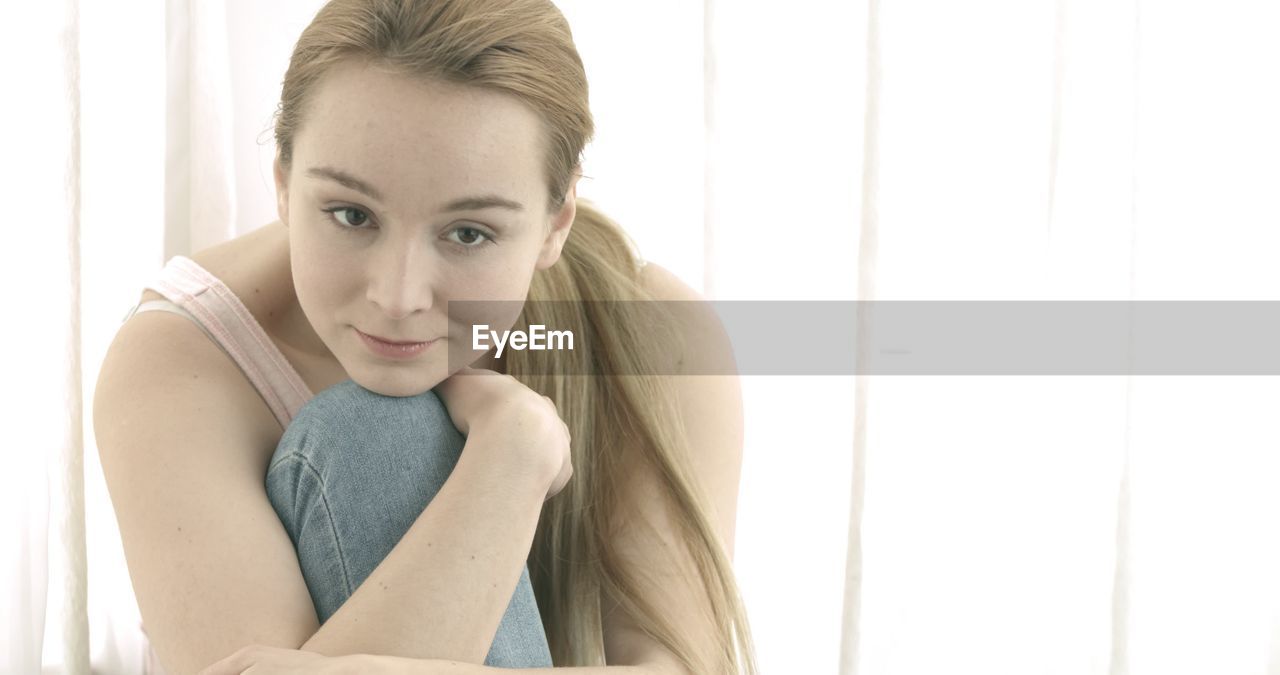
[274,59,576,397]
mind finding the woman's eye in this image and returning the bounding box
[447,226,492,247]
[324,207,370,229]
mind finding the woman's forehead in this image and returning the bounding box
[294,60,546,199]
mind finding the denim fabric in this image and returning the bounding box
[264,379,554,668]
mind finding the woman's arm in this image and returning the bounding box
[201,646,671,675]
[97,315,327,675]
[298,426,556,662]
[384,659,663,674]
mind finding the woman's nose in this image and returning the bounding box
[366,239,435,320]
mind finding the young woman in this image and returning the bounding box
[94,1,757,673]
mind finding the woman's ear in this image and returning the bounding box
[535,173,580,270]
[273,155,291,226]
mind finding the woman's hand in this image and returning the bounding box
[434,366,573,501]
[196,645,386,675]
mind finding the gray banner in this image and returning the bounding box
[445,301,1280,375]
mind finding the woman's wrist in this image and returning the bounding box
[461,422,560,496]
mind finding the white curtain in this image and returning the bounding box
[1,1,88,673]
[6,1,1280,674]
[834,2,1280,674]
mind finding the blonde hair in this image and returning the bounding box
[274,2,757,672]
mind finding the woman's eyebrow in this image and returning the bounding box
[307,166,384,201]
[441,195,525,213]
[305,165,526,213]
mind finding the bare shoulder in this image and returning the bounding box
[637,262,737,377]
[95,306,284,479]
[118,221,305,450]
[136,221,293,330]
[105,227,293,444]
[637,261,702,302]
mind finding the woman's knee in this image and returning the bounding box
[269,380,462,486]
[263,381,551,664]
[265,380,465,564]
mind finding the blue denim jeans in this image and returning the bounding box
[264,379,554,668]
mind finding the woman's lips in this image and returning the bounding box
[355,328,438,359]
[364,331,425,345]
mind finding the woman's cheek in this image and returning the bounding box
[294,244,350,320]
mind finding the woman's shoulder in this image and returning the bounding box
[634,262,738,377]
[636,261,702,303]
[109,223,294,455]
[136,221,292,325]
[96,294,287,472]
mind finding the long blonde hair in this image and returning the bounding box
[274,2,757,672]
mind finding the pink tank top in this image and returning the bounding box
[125,254,316,429]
